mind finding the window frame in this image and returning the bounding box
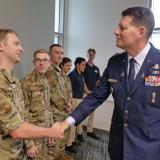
[54,0,65,46]
[149,0,160,49]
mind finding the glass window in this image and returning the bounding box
[54,0,60,33]
[150,0,160,28]
[54,0,65,46]
[150,0,160,49]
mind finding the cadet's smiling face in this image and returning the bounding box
[33,52,50,74]
[61,62,72,74]
[88,51,95,62]
[50,46,64,65]
[0,33,23,64]
[77,61,86,73]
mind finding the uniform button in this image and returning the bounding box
[124,123,128,127]
[127,97,131,101]
[124,110,128,114]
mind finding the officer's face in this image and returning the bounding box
[33,52,50,74]
[0,33,23,64]
[50,46,64,65]
[61,62,72,74]
[114,16,143,51]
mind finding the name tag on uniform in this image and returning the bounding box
[145,76,160,86]
[108,78,118,83]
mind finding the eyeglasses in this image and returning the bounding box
[34,58,50,63]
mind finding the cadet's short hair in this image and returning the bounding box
[49,44,62,55]
[0,28,18,41]
[87,48,96,54]
[33,49,49,60]
[59,57,72,69]
[74,57,85,67]
[122,7,155,39]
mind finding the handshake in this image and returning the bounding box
[50,120,70,140]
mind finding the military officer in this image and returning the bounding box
[59,7,160,160]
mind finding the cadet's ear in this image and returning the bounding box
[0,42,5,52]
[32,60,35,66]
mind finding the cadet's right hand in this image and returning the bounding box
[27,145,38,159]
[51,122,64,139]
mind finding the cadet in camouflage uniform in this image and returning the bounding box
[21,49,55,160]
[59,57,77,153]
[0,68,26,160]
[0,28,64,160]
[46,44,73,160]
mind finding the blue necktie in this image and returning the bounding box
[128,58,136,90]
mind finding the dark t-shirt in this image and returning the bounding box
[69,69,84,99]
[83,63,100,91]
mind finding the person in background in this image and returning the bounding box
[83,48,100,140]
[0,28,64,160]
[46,44,73,160]
[21,49,54,159]
[59,57,77,153]
[59,7,160,160]
[68,57,90,143]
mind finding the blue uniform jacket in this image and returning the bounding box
[71,44,160,160]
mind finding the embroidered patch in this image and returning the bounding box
[0,104,12,116]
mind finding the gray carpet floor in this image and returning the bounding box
[67,129,110,160]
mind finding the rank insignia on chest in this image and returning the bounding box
[151,64,160,70]
[145,75,160,86]
[152,70,160,75]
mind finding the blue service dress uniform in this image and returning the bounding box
[71,44,160,160]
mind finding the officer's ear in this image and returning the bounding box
[138,26,146,38]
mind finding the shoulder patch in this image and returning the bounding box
[0,93,13,116]
[0,104,12,116]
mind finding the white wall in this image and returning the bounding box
[64,0,149,131]
[0,0,55,79]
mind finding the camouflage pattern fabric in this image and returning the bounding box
[46,65,72,158]
[0,69,26,160]
[21,71,53,160]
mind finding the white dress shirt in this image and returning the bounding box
[128,43,150,79]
